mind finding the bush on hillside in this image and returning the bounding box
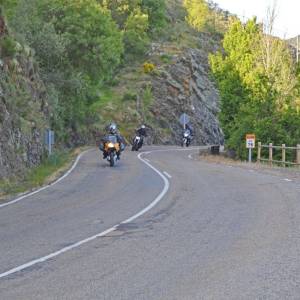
[0,36,16,58]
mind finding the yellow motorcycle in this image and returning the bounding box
[104,135,120,167]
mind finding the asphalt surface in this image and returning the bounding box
[0,147,300,299]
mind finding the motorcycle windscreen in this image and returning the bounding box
[107,135,118,143]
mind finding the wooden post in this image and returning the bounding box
[282,144,286,167]
[257,142,261,162]
[269,143,273,166]
[297,144,300,166]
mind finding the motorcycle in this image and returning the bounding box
[131,134,143,151]
[104,135,120,167]
[181,129,191,147]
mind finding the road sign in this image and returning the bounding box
[179,113,190,127]
[246,134,255,163]
[246,134,255,149]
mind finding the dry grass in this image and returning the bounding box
[198,153,300,181]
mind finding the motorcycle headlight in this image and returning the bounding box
[108,142,114,148]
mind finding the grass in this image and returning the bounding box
[0,149,79,200]
[89,64,153,141]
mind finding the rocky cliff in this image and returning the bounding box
[0,15,49,180]
[148,43,223,145]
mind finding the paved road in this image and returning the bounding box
[0,147,300,299]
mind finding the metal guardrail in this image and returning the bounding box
[257,142,300,166]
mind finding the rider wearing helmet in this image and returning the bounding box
[108,123,117,134]
[100,122,125,159]
[136,124,147,148]
[137,124,147,137]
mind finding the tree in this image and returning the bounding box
[209,17,300,158]
[9,0,125,143]
[0,0,19,19]
[183,0,209,31]
[124,8,149,56]
[141,0,166,33]
[99,0,141,28]
[45,0,124,83]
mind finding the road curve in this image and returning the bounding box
[0,146,300,299]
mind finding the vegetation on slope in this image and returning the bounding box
[209,18,300,158]
[1,0,299,170]
[0,0,166,145]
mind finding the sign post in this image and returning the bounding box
[246,134,255,163]
[45,129,55,156]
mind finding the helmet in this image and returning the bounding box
[109,122,117,134]
[141,124,146,129]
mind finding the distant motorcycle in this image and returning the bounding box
[181,129,191,147]
[104,135,120,167]
[131,134,143,151]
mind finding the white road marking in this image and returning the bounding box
[284,178,293,182]
[144,158,150,163]
[149,147,204,153]
[142,151,151,156]
[0,146,202,210]
[0,149,92,209]
[0,150,170,279]
[188,154,193,160]
[163,171,172,179]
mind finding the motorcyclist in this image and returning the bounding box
[99,123,125,160]
[182,123,193,146]
[135,124,147,148]
[185,123,194,137]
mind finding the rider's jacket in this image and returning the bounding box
[137,128,147,137]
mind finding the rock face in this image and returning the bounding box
[0,102,45,179]
[149,46,224,145]
[0,18,48,180]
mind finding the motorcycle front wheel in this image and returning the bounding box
[109,152,115,167]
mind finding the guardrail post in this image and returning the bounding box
[282,144,286,167]
[297,144,300,166]
[269,143,273,166]
[257,142,261,162]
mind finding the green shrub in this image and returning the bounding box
[160,54,172,64]
[122,91,137,102]
[0,36,17,58]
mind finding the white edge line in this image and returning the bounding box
[0,150,170,279]
[0,149,92,209]
[163,171,172,179]
[284,178,293,182]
